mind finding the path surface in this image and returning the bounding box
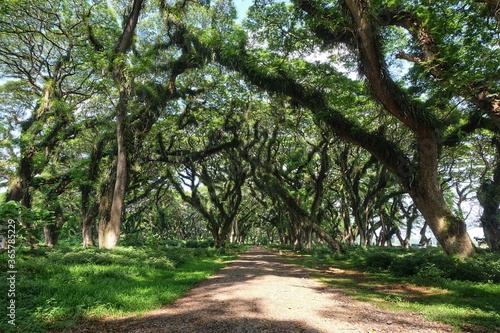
[76,247,454,333]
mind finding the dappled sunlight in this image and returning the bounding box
[61,247,454,333]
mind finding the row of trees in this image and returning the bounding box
[0,0,499,257]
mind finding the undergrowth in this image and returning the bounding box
[0,244,241,333]
[279,245,500,332]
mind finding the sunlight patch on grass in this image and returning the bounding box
[282,248,500,333]
[0,245,242,333]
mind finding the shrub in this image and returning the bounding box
[383,249,500,283]
[415,262,445,281]
[314,247,334,260]
[453,253,500,283]
[121,233,145,246]
[162,248,195,266]
[363,250,397,271]
[389,249,455,278]
[164,239,185,247]
[185,239,215,248]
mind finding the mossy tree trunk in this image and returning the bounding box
[97,0,144,249]
[478,137,500,250]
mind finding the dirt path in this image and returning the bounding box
[74,247,454,333]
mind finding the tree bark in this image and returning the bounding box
[97,0,144,249]
[81,139,105,248]
[82,213,96,248]
[478,137,500,250]
[43,217,65,247]
[97,167,115,248]
[409,138,474,254]
[99,97,128,249]
[479,181,500,250]
[42,178,71,247]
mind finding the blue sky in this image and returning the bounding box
[234,0,253,22]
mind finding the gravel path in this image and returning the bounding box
[74,246,454,333]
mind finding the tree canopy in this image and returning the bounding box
[1,0,499,257]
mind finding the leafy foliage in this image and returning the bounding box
[342,247,500,283]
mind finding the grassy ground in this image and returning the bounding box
[0,244,243,333]
[277,247,500,333]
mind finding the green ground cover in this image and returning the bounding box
[277,246,500,333]
[0,244,242,333]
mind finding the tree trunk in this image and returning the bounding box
[212,228,225,248]
[7,157,37,248]
[410,146,474,254]
[97,168,115,248]
[43,201,65,247]
[478,162,500,250]
[293,236,303,251]
[97,0,143,249]
[82,214,96,248]
[480,202,500,250]
[230,219,239,244]
[305,225,313,250]
[356,213,367,247]
[343,0,475,257]
[81,139,104,248]
[43,222,63,247]
[99,112,127,249]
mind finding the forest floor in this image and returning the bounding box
[66,246,456,333]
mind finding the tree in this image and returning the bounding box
[236,100,345,252]
[478,136,500,250]
[170,0,499,256]
[91,0,215,248]
[0,0,99,246]
[160,97,248,248]
[92,0,144,249]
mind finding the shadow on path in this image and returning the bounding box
[63,247,453,333]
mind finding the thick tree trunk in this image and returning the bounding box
[291,217,304,250]
[97,0,143,249]
[82,214,96,248]
[293,236,303,251]
[7,158,32,207]
[99,110,127,249]
[355,212,367,247]
[43,221,63,247]
[480,199,500,250]
[97,169,115,248]
[230,219,239,244]
[43,201,65,247]
[212,228,225,248]
[7,183,37,248]
[418,221,430,246]
[7,156,37,248]
[342,0,476,256]
[98,74,129,249]
[210,217,234,248]
[81,139,104,248]
[305,225,313,250]
[478,153,500,250]
[411,139,474,255]
[341,197,355,246]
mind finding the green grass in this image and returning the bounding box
[279,246,500,333]
[0,245,241,333]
